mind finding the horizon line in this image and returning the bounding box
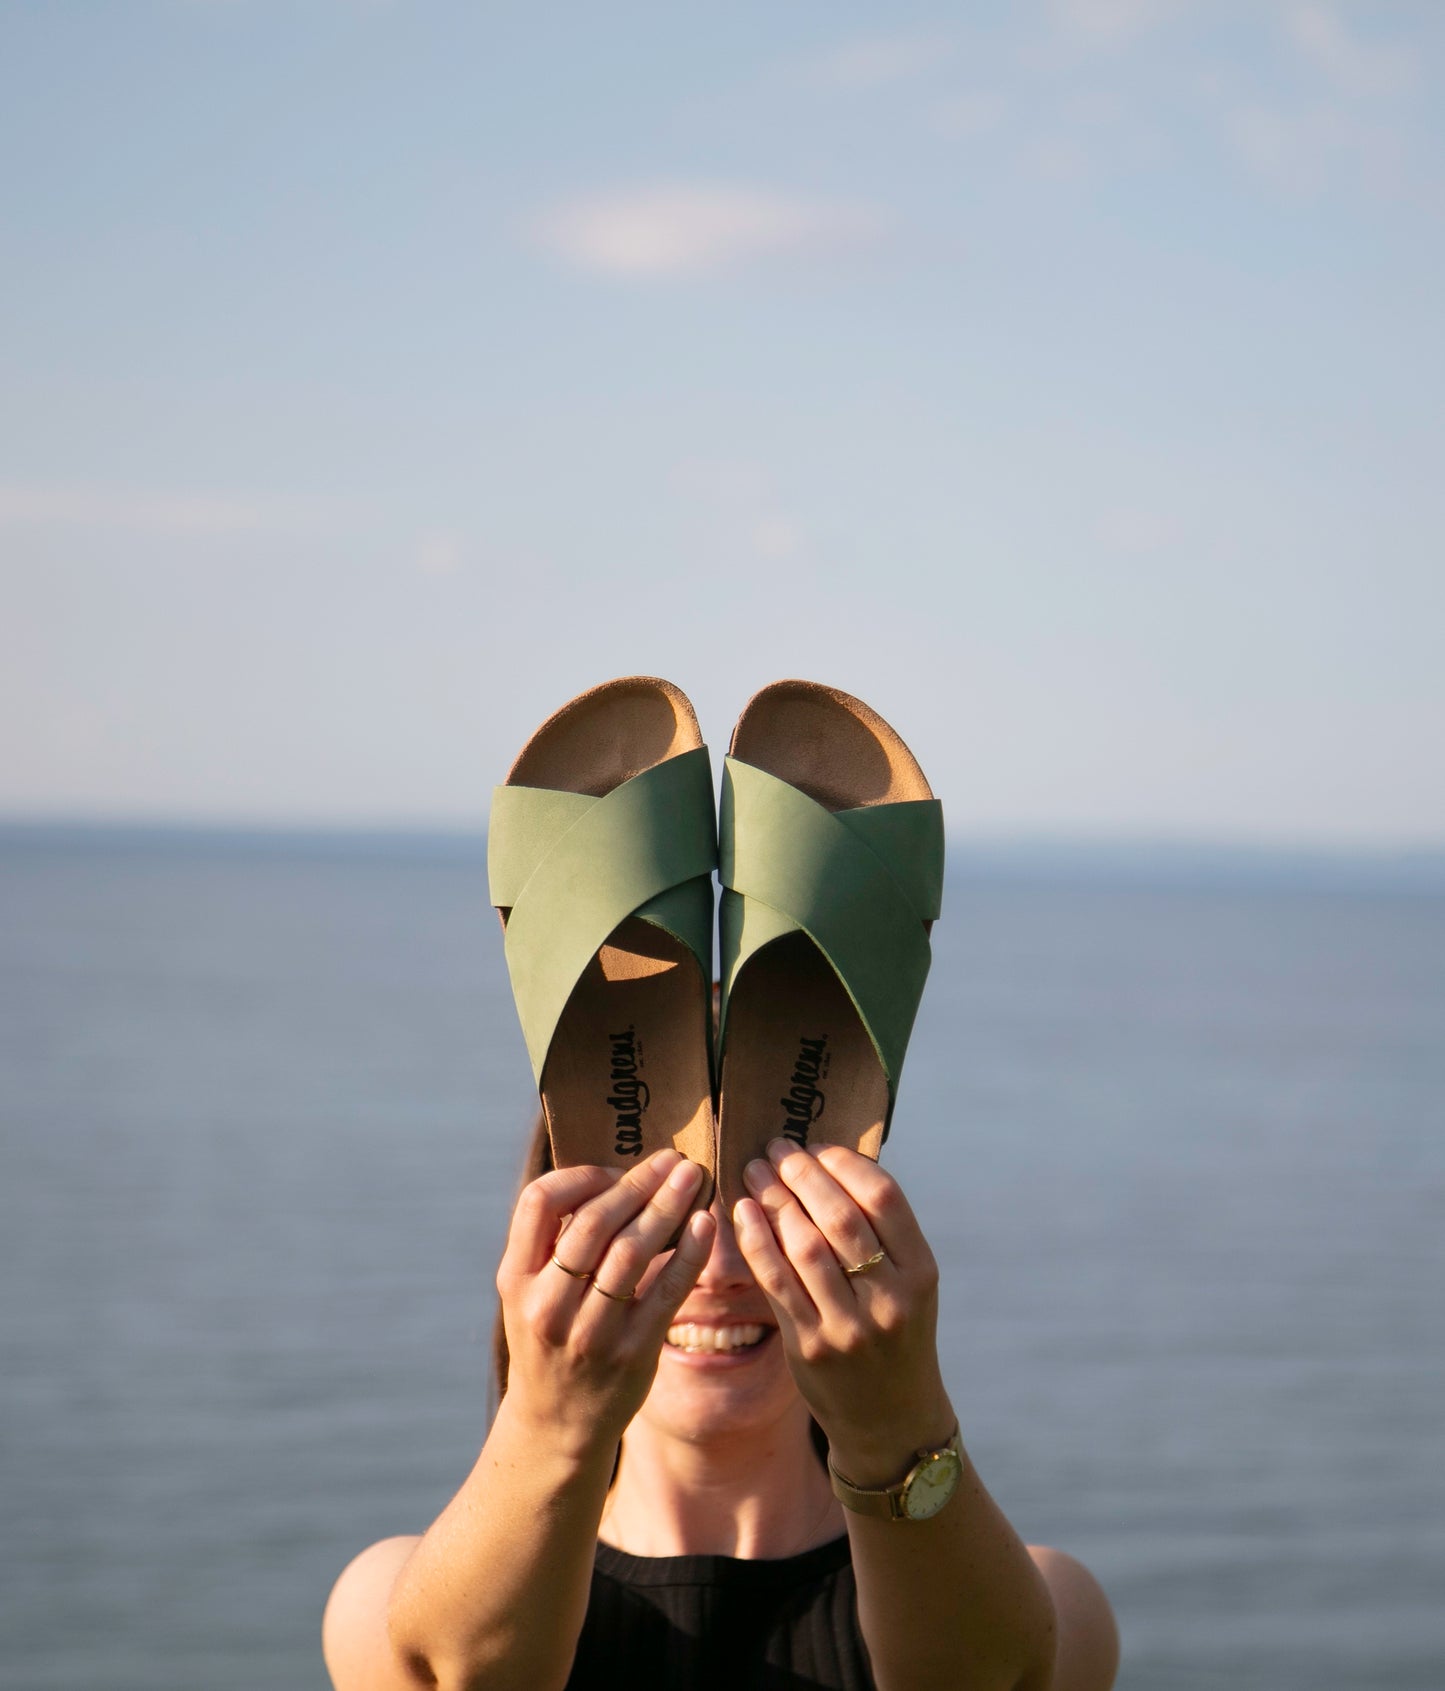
[2,814,1443,891]
[0,810,1442,854]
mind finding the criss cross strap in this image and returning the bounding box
[489,746,716,1084]
[718,755,943,1120]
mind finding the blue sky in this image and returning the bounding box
[2,1,1441,842]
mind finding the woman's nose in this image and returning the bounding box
[693,1195,756,1290]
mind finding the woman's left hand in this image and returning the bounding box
[733,1141,954,1473]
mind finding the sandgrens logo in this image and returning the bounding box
[779,1035,829,1146]
[607,1027,649,1156]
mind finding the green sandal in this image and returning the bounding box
[715,680,943,1212]
[489,677,717,1198]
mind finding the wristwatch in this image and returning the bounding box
[827,1425,964,1522]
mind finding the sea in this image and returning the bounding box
[2,827,1442,1691]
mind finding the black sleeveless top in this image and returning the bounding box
[566,1536,876,1691]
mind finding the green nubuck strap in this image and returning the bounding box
[488,746,717,1086]
[718,756,943,1130]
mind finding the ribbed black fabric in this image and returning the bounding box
[565,1536,874,1691]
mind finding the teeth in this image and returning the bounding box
[665,1323,767,1353]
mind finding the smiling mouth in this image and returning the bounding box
[664,1322,771,1354]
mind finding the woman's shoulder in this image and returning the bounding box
[1028,1545,1122,1691]
[322,1536,421,1691]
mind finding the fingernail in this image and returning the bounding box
[652,1148,682,1170]
[667,1160,702,1193]
[744,1158,770,1189]
[767,1138,794,1164]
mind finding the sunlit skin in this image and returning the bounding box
[323,1143,1120,1691]
[599,1193,846,1560]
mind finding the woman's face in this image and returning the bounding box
[635,1198,809,1447]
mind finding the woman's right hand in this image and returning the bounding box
[495,1150,716,1452]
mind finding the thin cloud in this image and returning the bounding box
[1023,134,1094,183]
[0,483,327,538]
[751,517,803,562]
[1283,4,1419,99]
[931,90,1008,140]
[671,458,771,504]
[1050,0,1184,43]
[412,530,464,577]
[1225,102,1405,199]
[671,456,809,564]
[1096,506,1178,556]
[531,184,885,280]
[802,31,954,91]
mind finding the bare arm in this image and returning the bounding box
[736,1142,1115,1691]
[828,1417,1058,1691]
[324,1153,715,1691]
[382,1393,619,1691]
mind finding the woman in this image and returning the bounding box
[322,1131,1120,1690]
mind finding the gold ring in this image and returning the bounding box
[843,1249,887,1278]
[550,1251,592,1281]
[590,1281,636,1303]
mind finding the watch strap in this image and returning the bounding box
[827,1425,962,1520]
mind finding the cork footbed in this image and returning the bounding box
[718,681,933,1214]
[499,678,715,1208]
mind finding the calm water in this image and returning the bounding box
[2,836,1442,1690]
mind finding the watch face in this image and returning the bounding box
[903,1450,961,1521]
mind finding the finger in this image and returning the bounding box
[582,1158,705,1313]
[743,1158,853,1320]
[500,1164,624,1282]
[637,1209,717,1335]
[732,1192,819,1336]
[811,1144,927,1268]
[541,1149,685,1285]
[765,1140,885,1282]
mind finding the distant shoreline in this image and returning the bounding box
[3,816,1442,894]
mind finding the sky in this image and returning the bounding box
[2,0,1442,844]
